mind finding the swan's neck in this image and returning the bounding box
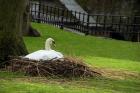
[45,42,51,50]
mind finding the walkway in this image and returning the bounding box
[59,0,100,26]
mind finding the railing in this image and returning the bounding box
[30,0,140,41]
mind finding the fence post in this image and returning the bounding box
[138,32,140,42]
[37,0,41,23]
[86,14,90,35]
[82,13,85,33]
[42,0,45,23]
[60,9,65,29]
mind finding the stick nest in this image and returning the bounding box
[7,57,101,78]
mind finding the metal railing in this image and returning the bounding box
[30,0,140,41]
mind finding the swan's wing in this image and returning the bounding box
[55,51,64,58]
[24,50,63,61]
[43,50,63,60]
[24,50,47,60]
[42,50,64,60]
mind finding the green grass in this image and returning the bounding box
[0,76,140,93]
[25,23,140,61]
[24,23,140,72]
[0,71,24,78]
[0,23,140,93]
[85,56,140,72]
[0,79,103,93]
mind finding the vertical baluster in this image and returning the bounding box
[46,6,48,23]
[86,14,90,35]
[53,7,56,26]
[96,15,99,32]
[35,3,37,22]
[57,8,60,26]
[103,14,106,32]
[42,2,45,23]
[78,12,81,32]
[66,9,69,28]
[133,16,137,33]
[52,7,54,25]
[60,9,65,29]
[126,16,129,33]
[30,1,32,21]
[50,7,53,24]
[69,10,72,29]
[82,13,85,33]
[118,16,122,32]
[74,11,77,31]
[38,0,41,23]
[111,15,114,33]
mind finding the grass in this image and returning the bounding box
[0,22,140,93]
[26,23,140,62]
[24,23,140,72]
[0,73,140,93]
[0,71,24,78]
[85,56,140,72]
[0,79,117,93]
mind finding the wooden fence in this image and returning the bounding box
[30,0,140,42]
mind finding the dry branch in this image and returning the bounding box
[7,57,101,78]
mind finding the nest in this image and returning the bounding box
[7,57,101,78]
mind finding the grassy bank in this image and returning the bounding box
[0,23,140,93]
[24,23,140,72]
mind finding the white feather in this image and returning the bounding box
[24,38,63,61]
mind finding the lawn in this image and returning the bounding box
[0,23,140,93]
[25,23,140,72]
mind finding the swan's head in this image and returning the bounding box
[45,38,55,50]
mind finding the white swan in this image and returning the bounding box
[24,38,63,61]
